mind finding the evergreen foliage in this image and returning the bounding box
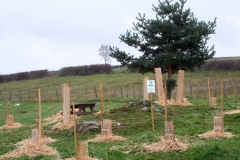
[110,0,216,78]
[108,47,134,67]
[166,78,177,99]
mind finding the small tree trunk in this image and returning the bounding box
[167,64,172,79]
[167,64,172,100]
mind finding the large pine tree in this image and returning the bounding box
[110,0,216,79]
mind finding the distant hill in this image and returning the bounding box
[1,57,239,83]
[210,56,240,60]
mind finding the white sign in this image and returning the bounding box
[147,80,155,93]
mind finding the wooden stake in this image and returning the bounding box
[5,100,8,120]
[51,102,54,120]
[208,79,211,105]
[62,84,71,123]
[38,89,42,143]
[143,77,150,100]
[101,119,113,136]
[36,90,38,128]
[72,102,78,160]
[8,100,10,117]
[150,93,154,131]
[164,81,168,121]
[221,81,224,117]
[155,68,165,103]
[100,82,104,125]
[6,100,9,120]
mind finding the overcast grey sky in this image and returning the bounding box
[0,0,239,74]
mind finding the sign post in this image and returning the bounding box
[147,80,155,131]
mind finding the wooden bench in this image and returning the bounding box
[71,103,96,115]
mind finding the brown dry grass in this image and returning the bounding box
[144,136,188,152]
[44,111,63,125]
[198,130,234,139]
[65,157,98,160]
[156,98,192,106]
[0,137,58,159]
[0,122,23,131]
[89,134,126,142]
[224,110,240,115]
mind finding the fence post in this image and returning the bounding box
[55,89,59,99]
[204,85,207,99]
[190,84,192,98]
[104,89,107,97]
[224,82,227,97]
[45,90,49,100]
[126,86,128,98]
[19,90,22,101]
[28,90,31,101]
[184,83,186,97]
[235,81,238,97]
[94,87,97,98]
[114,88,116,97]
[9,90,12,100]
[197,84,200,99]
[76,89,80,99]
[85,88,88,99]
[120,87,123,97]
[138,85,142,98]
[132,86,135,97]
[213,82,217,97]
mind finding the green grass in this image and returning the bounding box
[0,69,240,102]
[0,70,240,159]
[1,96,240,159]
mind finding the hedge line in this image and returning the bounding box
[59,64,112,76]
[0,70,49,83]
[1,59,239,83]
[0,64,112,83]
[127,59,240,72]
[201,59,240,71]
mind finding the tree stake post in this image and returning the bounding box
[72,101,78,160]
[38,88,42,144]
[5,99,9,121]
[164,81,168,121]
[221,81,224,116]
[100,82,104,125]
[208,79,211,105]
[221,81,224,130]
[51,102,54,120]
[150,92,154,131]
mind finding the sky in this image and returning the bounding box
[0,0,239,75]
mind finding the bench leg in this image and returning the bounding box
[82,108,86,112]
[90,107,95,113]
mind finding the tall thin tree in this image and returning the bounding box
[98,45,111,65]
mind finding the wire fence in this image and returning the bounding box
[0,80,239,102]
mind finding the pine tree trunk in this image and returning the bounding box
[167,64,172,79]
[167,64,172,100]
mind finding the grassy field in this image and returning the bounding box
[0,69,240,159]
[0,68,240,102]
